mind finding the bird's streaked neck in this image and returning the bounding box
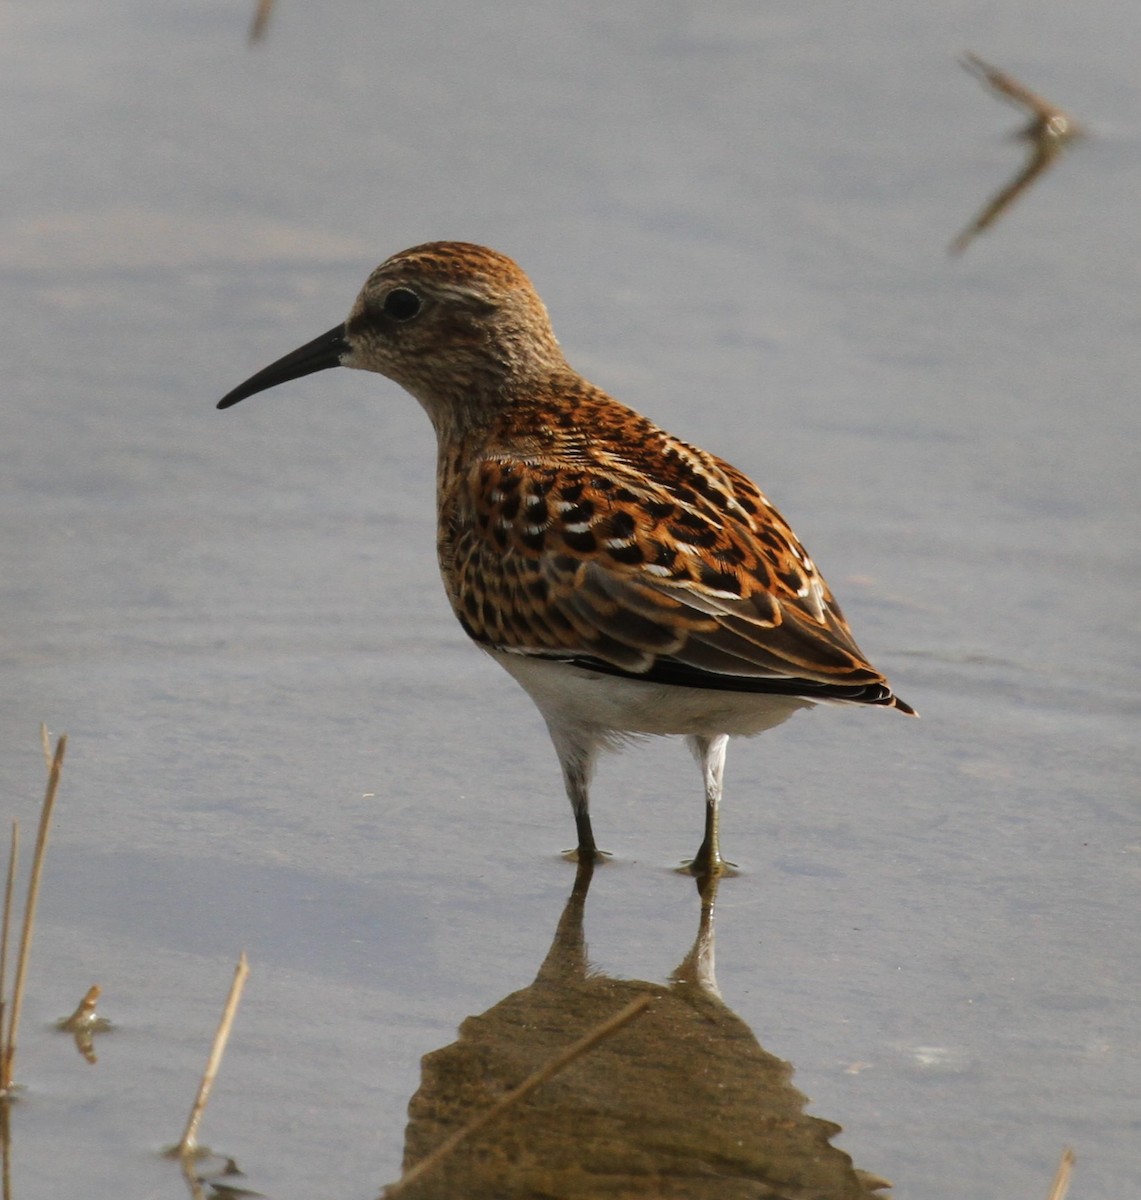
[353,338,573,447]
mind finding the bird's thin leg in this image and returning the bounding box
[573,803,598,862]
[547,724,603,863]
[685,733,735,877]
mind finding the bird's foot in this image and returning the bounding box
[560,845,612,865]
[677,850,739,879]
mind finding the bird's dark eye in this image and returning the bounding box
[383,288,422,321]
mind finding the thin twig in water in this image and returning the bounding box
[1045,1147,1075,1200]
[0,824,18,1066]
[2,734,66,1092]
[172,952,251,1158]
[59,984,102,1033]
[1,1096,11,1200]
[0,823,16,1200]
[58,984,107,1065]
[249,0,275,44]
[382,993,653,1197]
[950,52,1084,255]
[179,1150,207,1200]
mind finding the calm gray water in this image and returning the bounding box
[2,2,1139,1196]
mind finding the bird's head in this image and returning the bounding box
[217,242,566,434]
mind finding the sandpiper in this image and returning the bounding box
[218,242,914,874]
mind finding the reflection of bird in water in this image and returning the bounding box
[950,53,1085,256]
[384,864,890,1198]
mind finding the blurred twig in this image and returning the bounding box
[1046,1148,1075,1200]
[0,826,17,1059]
[1,1096,11,1200]
[58,984,110,1065]
[1,733,66,1093]
[249,0,276,44]
[950,52,1084,255]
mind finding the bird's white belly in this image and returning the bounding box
[488,649,812,741]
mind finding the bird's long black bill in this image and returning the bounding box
[216,323,349,409]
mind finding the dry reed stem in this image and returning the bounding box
[1046,1148,1075,1200]
[178,1149,208,1200]
[0,825,18,1059]
[0,825,12,1200]
[382,993,654,1198]
[173,952,250,1158]
[0,1097,10,1200]
[2,734,65,1092]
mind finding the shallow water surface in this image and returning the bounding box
[2,2,1140,1197]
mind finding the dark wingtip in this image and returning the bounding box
[216,323,348,411]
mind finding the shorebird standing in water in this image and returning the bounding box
[218,242,914,874]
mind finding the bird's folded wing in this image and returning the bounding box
[448,454,906,706]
